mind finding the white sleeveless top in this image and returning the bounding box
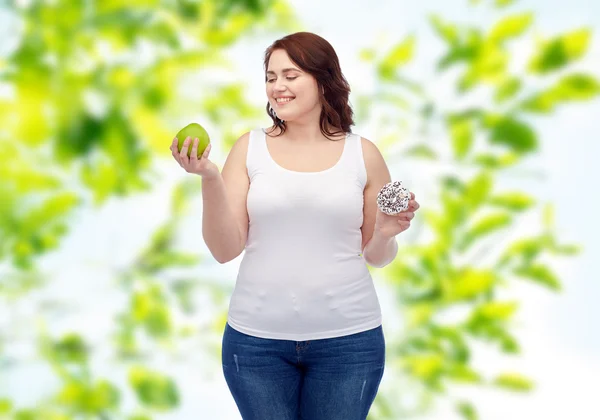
[226,128,382,340]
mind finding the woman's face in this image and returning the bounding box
[266,49,321,123]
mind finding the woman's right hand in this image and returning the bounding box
[170,136,219,180]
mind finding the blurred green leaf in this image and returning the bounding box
[441,191,468,226]
[514,264,561,290]
[543,203,554,230]
[555,73,600,99]
[438,29,483,70]
[489,192,535,211]
[460,213,512,250]
[131,286,172,338]
[359,48,377,62]
[442,176,466,193]
[448,116,474,159]
[498,236,546,267]
[20,193,80,236]
[58,380,120,413]
[528,29,591,74]
[171,279,198,313]
[140,251,200,272]
[447,365,481,383]
[551,243,581,255]
[52,334,88,364]
[469,213,512,237]
[470,301,518,323]
[464,172,493,210]
[13,409,38,420]
[465,315,520,353]
[494,372,534,391]
[498,330,520,353]
[485,115,537,153]
[429,14,459,44]
[521,73,600,113]
[430,326,471,363]
[378,35,416,80]
[473,152,519,168]
[396,75,425,95]
[494,77,522,102]
[128,415,152,420]
[483,302,519,320]
[55,113,105,161]
[0,399,12,414]
[405,303,435,327]
[496,0,517,6]
[403,353,444,382]
[129,367,180,410]
[136,219,201,273]
[458,44,508,91]
[379,92,410,109]
[447,269,496,301]
[489,13,533,43]
[404,144,438,159]
[457,401,478,420]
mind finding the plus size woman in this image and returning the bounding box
[170,31,420,420]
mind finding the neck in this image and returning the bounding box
[274,103,342,143]
[282,121,327,143]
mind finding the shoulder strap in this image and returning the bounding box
[352,133,367,187]
[246,128,271,180]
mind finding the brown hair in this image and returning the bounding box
[263,32,354,140]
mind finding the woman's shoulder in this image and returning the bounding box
[354,134,382,157]
[357,135,388,182]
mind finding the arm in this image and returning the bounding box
[202,132,250,264]
[360,137,399,268]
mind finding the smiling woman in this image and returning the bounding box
[262,31,354,139]
[170,30,420,420]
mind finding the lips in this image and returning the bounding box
[275,97,295,105]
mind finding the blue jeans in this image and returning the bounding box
[221,323,385,420]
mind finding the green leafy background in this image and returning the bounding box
[1,0,598,419]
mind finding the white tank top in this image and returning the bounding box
[226,128,382,340]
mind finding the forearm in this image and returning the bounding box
[201,174,243,263]
[363,231,398,268]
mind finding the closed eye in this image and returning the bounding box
[266,77,298,83]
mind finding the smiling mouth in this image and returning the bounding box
[275,97,295,104]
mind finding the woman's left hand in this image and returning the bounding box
[374,192,420,239]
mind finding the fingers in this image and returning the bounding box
[171,137,178,157]
[409,200,420,212]
[202,143,212,159]
[190,138,199,162]
[397,211,414,221]
[397,220,411,230]
[171,136,212,175]
[407,192,419,211]
[179,136,191,162]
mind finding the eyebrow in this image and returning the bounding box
[266,68,301,75]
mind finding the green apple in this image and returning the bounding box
[176,123,210,158]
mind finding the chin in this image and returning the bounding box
[275,112,293,122]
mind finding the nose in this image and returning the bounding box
[273,78,288,92]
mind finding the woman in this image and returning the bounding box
[170,31,419,420]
